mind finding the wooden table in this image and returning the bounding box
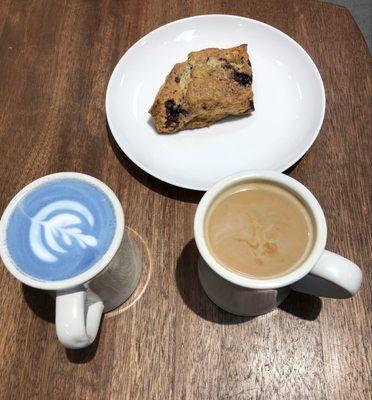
[0,1,370,399]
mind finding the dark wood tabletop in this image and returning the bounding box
[0,1,370,399]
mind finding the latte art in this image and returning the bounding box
[29,200,98,263]
[6,179,117,281]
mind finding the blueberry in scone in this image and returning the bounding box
[149,44,254,133]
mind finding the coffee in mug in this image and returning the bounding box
[204,181,315,279]
[194,171,362,316]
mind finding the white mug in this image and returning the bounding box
[194,171,362,316]
[0,172,141,348]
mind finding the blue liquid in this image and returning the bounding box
[7,179,117,281]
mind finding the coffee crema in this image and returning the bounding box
[204,181,315,279]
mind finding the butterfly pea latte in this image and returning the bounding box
[6,179,116,281]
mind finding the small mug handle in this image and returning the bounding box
[55,286,104,349]
[291,250,362,298]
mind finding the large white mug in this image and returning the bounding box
[194,171,362,316]
[0,172,141,348]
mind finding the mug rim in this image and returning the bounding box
[194,170,327,289]
[0,172,125,290]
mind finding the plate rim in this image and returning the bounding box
[106,14,326,191]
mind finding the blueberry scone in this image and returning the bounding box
[149,44,254,133]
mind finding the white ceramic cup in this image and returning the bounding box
[0,172,141,348]
[194,171,362,316]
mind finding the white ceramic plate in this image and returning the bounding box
[106,15,325,191]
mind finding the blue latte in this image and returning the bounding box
[6,179,116,281]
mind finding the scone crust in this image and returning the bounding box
[149,44,254,133]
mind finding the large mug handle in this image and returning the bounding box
[55,286,104,349]
[291,250,362,298]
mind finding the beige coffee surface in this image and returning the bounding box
[205,182,314,279]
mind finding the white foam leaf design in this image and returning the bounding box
[44,225,66,254]
[61,231,72,246]
[29,200,98,263]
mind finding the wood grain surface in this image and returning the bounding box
[0,1,370,399]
